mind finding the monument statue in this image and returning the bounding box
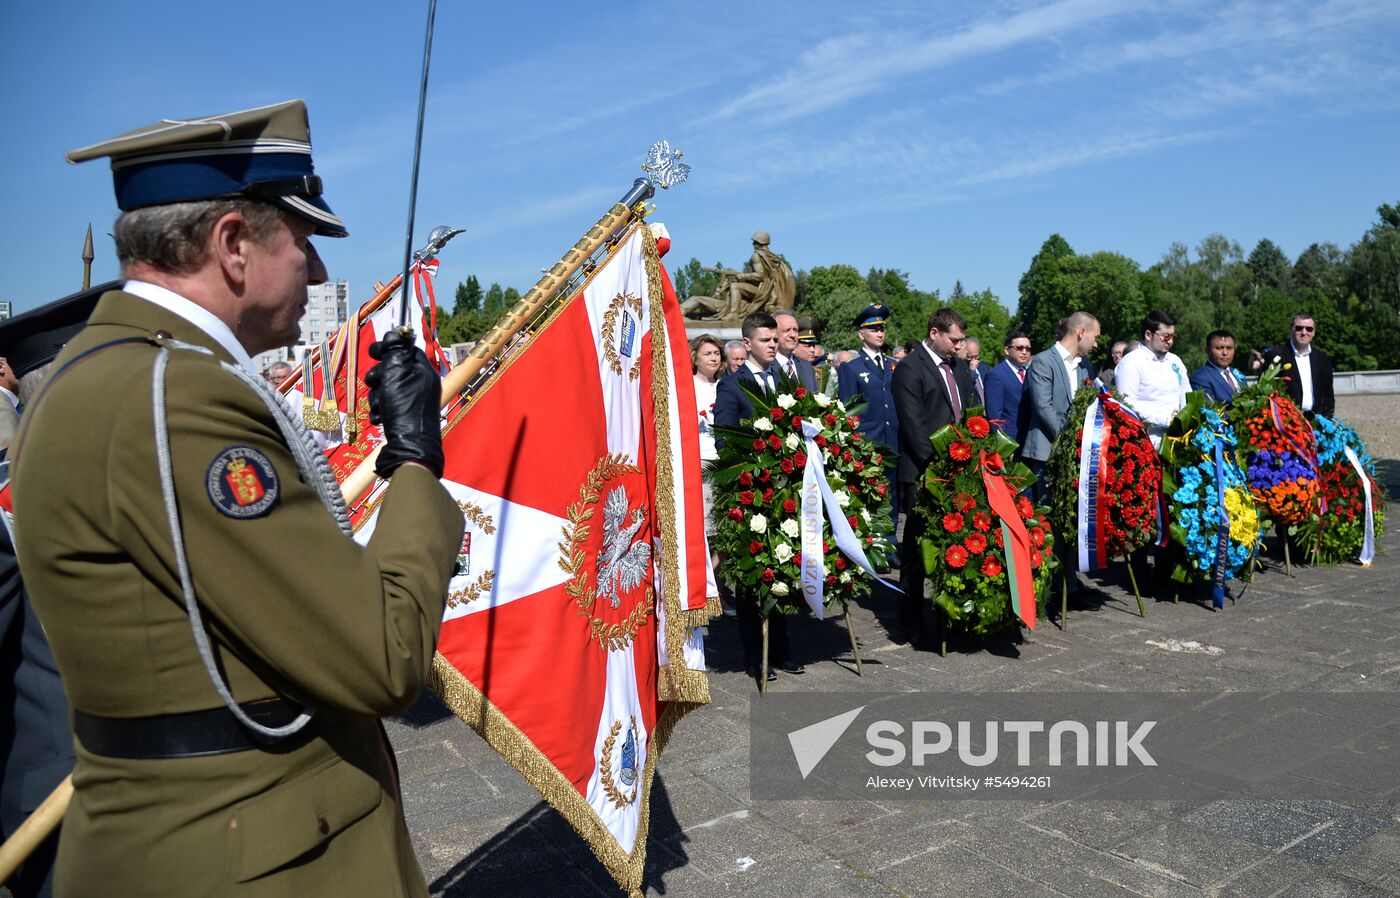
[682,230,796,321]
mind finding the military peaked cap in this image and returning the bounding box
[853,304,891,328]
[0,281,117,378]
[66,99,347,238]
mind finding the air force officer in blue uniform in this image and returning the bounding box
[838,304,899,535]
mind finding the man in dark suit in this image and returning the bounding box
[984,330,1033,448]
[1189,329,1248,405]
[1269,313,1335,418]
[838,304,900,535]
[892,307,975,647]
[771,310,819,393]
[713,312,802,681]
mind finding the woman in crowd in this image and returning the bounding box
[690,334,732,613]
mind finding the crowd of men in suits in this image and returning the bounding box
[692,304,1338,666]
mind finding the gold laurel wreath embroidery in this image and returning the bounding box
[447,570,496,609]
[558,453,654,651]
[600,291,643,381]
[599,716,639,808]
[457,500,498,535]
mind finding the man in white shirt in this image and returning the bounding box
[1271,313,1335,418]
[1116,310,1188,447]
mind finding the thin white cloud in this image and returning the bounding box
[700,0,1149,125]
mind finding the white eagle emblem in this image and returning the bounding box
[597,486,652,608]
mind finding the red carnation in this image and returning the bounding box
[842,449,853,463]
[964,533,987,554]
[783,499,797,513]
[794,552,802,565]
[849,414,861,427]
[739,490,754,505]
[815,435,828,447]
[967,416,990,438]
[943,513,965,533]
[752,438,766,451]
[795,387,808,399]
[781,458,795,474]
[762,488,774,502]
[769,435,782,450]
[876,483,887,496]
[850,432,862,443]
[794,451,807,467]
[835,556,847,571]
[847,515,859,528]
[790,415,803,428]
[738,471,754,487]
[761,568,775,583]
[980,556,1003,577]
[823,414,838,426]
[728,507,743,521]
[972,512,992,532]
[949,441,973,461]
[945,545,969,568]
[826,574,838,586]
[770,407,784,420]
[873,454,883,465]
[759,468,771,482]
[749,540,763,554]
[853,461,865,473]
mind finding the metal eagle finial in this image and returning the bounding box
[641,141,690,190]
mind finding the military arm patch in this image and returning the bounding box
[206,446,280,519]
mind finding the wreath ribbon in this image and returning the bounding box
[1076,394,1111,572]
[798,419,899,619]
[979,449,1036,630]
[1210,440,1230,609]
[1342,446,1377,567]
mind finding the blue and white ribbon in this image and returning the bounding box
[798,419,899,618]
[1210,440,1229,609]
[1076,395,1107,572]
[1342,446,1376,566]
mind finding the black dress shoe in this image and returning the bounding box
[746,665,778,682]
[779,661,805,675]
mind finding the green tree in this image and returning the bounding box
[1293,242,1344,296]
[948,288,1010,356]
[797,264,876,349]
[1246,239,1292,294]
[1015,234,1075,349]
[482,282,506,316]
[1344,201,1400,368]
[672,258,723,301]
[453,275,482,316]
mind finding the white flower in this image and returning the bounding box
[777,393,796,409]
[771,581,790,597]
[785,432,800,451]
[837,431,849,444]
[780,518,800,539]
[840,571,853,583]
[861,508,871,524]
[813,392,832,408]
[749,514,767,534]
[836,490,851,508]
[836,400,847,413]
[774,543,794,563]
[753,417,773,432]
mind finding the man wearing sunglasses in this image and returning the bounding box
[1273,313,1334,418]
[1116,310,1188,449]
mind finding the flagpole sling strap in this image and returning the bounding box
[340,180,657,507]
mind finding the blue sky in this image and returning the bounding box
[3,0,1398,315]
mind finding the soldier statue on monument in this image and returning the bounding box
[682,231,796,322]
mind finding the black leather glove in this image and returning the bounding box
[365,329,445,479]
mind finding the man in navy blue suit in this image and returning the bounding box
[1189,329,1248,405]
[772,310,819,393]
[984,330,1033,450]
[713,312,803,682]
[838,304,900,536]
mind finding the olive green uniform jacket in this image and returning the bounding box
[12,291,464,897]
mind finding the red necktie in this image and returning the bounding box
[939,361,962,421]
[1017,367,1026,384]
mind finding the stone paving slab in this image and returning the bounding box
[389,515,1400,897]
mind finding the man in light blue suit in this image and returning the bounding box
[1189,329,1247,405]
[1021,311,1100,493]
[983,330,1033,449]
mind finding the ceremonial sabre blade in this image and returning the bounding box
[397,0,440,332]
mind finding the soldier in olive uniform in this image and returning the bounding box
[12,101,463,897]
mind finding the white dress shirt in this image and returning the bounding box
[124,280,258,373]
[1115,345,1188,445]
[744,358,774,392]
[1291,342,1314,411]
[0,386,18,411]
[693,374,718,462]
[1053,342,1080,387]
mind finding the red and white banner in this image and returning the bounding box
[351,223,711,894]
[281,259,449,482]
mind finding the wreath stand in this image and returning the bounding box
[843,608,865,676]
[756,608,866,695]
